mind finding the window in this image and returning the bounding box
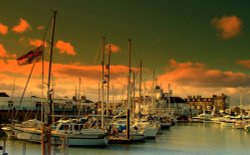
[8,101,14,107]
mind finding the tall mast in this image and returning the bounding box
[168,83,171,114]
[106,45,111,116]
[101,36,105,128]
[98,82,100,101]
[43,10,57,155]
[152,69,155,105]
[78,77,81,117]
[79,77,81,100]
[51,74,55,124]
[132,71,136,117]
[126,38,132,139]
[240,92,243,116]
[152,69,155,90]
[139,61,142,115]
[46,10,57,125]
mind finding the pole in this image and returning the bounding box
[126,38,132,140]
[106,45,111,116]
[132,71,136,117]
[139,61,142,116]
[46,10,57,125]
[77,77,82,118]
[43,10,57,155]
[41,43,45,122]
[101,36,105,128]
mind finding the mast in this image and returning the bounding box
[168,83,171,115]
[106,45,111,116]
[101,36,105,128]
[98,82,100,102]
[46,10,57,125]
[132,71,136,117]
[11,78,16,126]
[79,77,81,100]
[78,77,81,117]
[41,46,45,122]
[152,69,155,107]
[152,69,155,90]
[139,61,142,115]
[126,38,132,139]
[51,74,55,124]
[240,92,243,116]
[43,10,57,155]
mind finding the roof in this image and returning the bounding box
[0,92,9,97]
[162,96,187,104]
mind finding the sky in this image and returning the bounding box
[1,0,250,106]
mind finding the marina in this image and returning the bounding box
[1,123,250,155]
[1,1,250,155]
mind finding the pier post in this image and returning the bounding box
[3,138,7,155]
[22,143,26,155]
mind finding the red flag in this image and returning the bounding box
[17,46,44,65]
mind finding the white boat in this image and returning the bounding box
[133,118,159,139]
[220,115,247,127]
[4,119,43,142]
[190,113,213,123]
[6,117,108,146]
[52,118,108,146]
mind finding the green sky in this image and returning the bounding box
[1,0,249,70]
[1,0,250,104]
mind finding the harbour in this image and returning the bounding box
[1,0,250,155]
[1,123,250,155]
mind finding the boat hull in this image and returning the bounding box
[10,127,108,146]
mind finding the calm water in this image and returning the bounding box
[1,123,250,155]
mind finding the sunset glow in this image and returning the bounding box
[0,0,250,105]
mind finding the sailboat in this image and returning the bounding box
[108,39,145,143]
[3,10,108,147]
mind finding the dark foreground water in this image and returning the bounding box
[1,123,250,155]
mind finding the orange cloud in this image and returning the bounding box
[0,44,8,58]
[0,23,8,35]
[55,40,76,56]
[1,58,250,104]
[211,15,242,39]
[154,59,250,105]
[106,43,121,53]
[0,44,16,58]
[0,59,130,100]
[158,59,249,88]
[156,60,250,100]
[12,18,31,33]
[237,60,250,68]
[29,39,47,47]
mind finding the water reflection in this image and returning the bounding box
[1,123,250,155]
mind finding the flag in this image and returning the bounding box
[17,46,44,65]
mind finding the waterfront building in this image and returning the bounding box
[184,93,229,115]
[132,86,189,117]
[0,92,95,122]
